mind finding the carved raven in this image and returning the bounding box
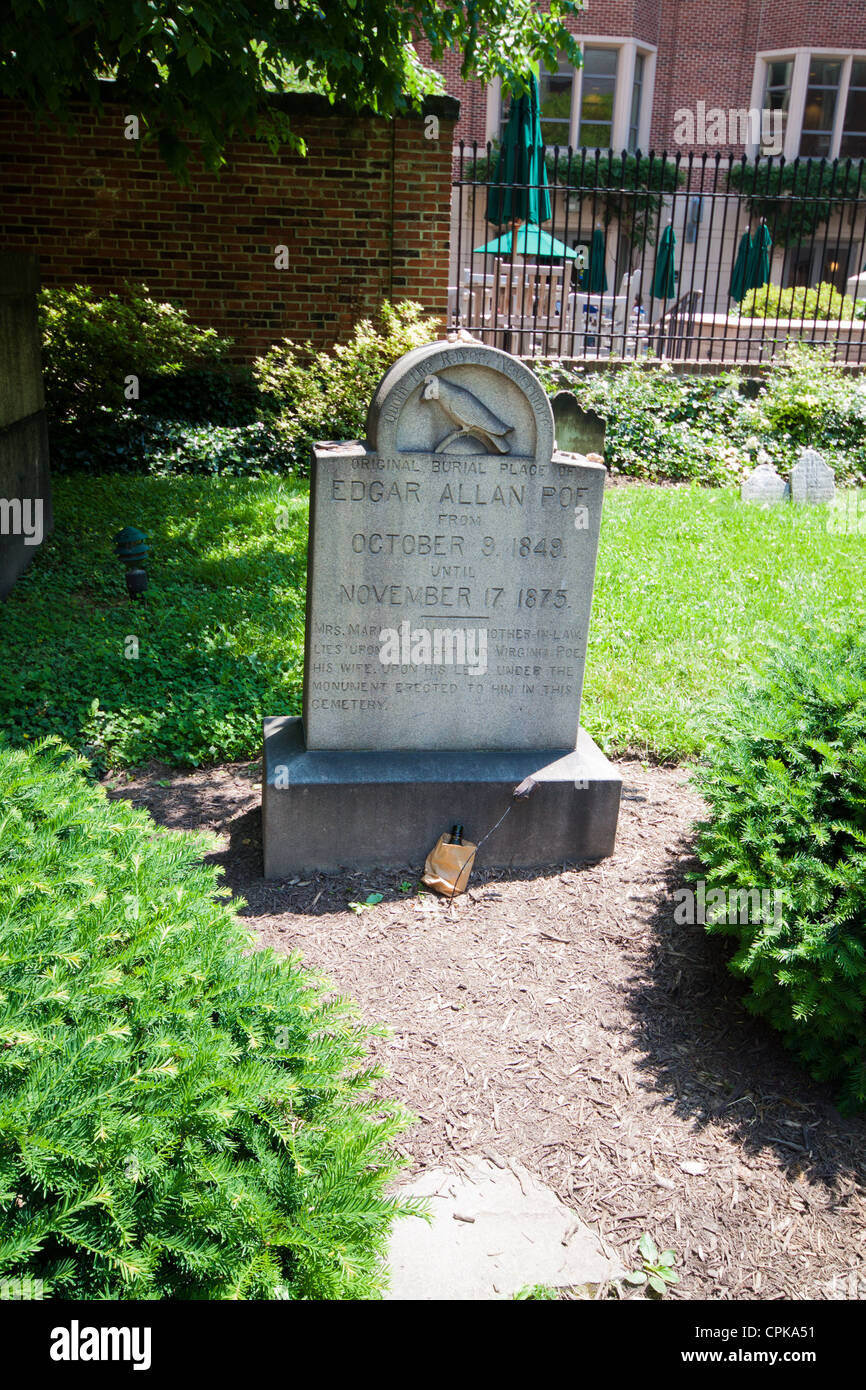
[422,373,514,454]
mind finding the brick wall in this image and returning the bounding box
[651,0,759,151]
[757,0,866,51]
[0,90,459,361]
[415,41,488,148]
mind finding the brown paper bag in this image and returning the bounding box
[422,833,477,898]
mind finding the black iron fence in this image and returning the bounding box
[451,146,866,363]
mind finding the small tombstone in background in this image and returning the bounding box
[738,376,764,400]
[789,448,836,505]
[551,392,606,459]
[740,462,788,505]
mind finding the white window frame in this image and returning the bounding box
[485,38,657,153]
[750,49,866,160]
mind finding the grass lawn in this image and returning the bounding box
[1,475,863,768]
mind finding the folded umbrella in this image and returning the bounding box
[486,71,552,228]
[584,225,608,293]
[653,222,677,300]
[730,222,772,302]
[729,229,751,303]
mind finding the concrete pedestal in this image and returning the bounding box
[262,716,621,878]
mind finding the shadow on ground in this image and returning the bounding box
[625,854,866,1197]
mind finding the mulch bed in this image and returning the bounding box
[107,759,866,1300]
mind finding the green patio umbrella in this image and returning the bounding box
[729,230,751,302]
[653,222,677,299]
[730,222,772,302]
[486,72,552,227]
[584,226,608,292]
[746,222,772,298]
[474,224,577,260]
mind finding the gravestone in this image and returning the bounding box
[789,448,835,505]
[740,462,788,504]
[263,340,622,876]
[550,392,606,459]
[738,376,764,401]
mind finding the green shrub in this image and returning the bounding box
[50,411,290,477]
[40,284,232,426]
[536,344,866,486]
[138,368,261,425]
[537,359,751,484]
[44,296,439,477]
[253,300,440,472]
[691,627,866,1112]
[0,739,417,1298]
[754,342,866,471]
[738,281,855,321]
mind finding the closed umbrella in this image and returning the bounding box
[585,226,608,292]
[486,72,552,227]
[730,223,772,302]
[746,221,772,295]
[474,225,577,260]
[653,222,677,300]
[729,229,751,302]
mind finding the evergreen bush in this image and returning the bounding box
[692,627,866,1111]
[0,739,418,1298]
[49,412,290,477]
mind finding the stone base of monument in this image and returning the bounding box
[262,716,622,877]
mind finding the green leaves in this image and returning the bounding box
[348,893,384,914]
[39,283,232,428]
[1,1,587,175]
[539,342,866,487]
[626,1233,680,1297]
[693,625,866,1111]
[740,281,855,323]
[252,300,441,473]
[728,158,865,248]
[0,739,415,1298]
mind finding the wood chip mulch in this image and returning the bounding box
[108,759,866,1300]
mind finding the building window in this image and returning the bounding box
[538,56,574,149]
[495,43,652,153]
[763,58,792,146]
[628,52,645,152]
[579,47,618,149]
[756,52,866,159]
[841,59,866,157]
[800,58,843,156]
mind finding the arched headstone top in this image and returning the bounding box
[366,340,555,464]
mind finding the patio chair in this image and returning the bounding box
[447,285,472,327]
[605,268,642,356]
[460,269,495,327]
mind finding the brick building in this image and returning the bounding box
[432,1,866,359]
[425,0,866,159]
